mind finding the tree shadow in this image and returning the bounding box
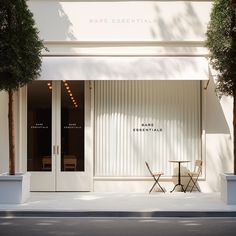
[28,1,76,41]
[152,2,205,41]
[204,72,233,191]
[150,1,207,55]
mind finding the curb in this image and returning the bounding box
[1,211,236,218]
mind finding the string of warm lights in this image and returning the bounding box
[46,81,78,108]
[62,80,78,108]
[47,82,52,90]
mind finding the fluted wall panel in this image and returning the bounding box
[95,81,201,176]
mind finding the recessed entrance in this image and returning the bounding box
[27,80,92,191]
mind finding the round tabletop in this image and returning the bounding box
[169,160,190,163]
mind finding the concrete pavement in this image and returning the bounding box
[0,192,236,217]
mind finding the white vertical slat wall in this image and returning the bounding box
[95,81,201,177]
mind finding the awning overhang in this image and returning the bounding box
[40,56,209,81]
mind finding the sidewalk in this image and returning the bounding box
[0,192,236,217]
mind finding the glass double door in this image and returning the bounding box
[27,80,91,191]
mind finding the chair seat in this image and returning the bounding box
[153,172,164,176]
[188,172,199,177]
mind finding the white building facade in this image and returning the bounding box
[0,0,233,192]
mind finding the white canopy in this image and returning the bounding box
[40,56,209,81]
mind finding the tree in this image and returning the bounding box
[0,0,44,175]
[206,0,236,174]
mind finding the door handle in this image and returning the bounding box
[53,145,59,155]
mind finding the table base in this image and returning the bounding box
[170,183,186,193]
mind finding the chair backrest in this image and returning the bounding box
[64,158,77,165]
[64,155,76,160]
[42,156,51,165]
[194,160,202,174]
[64,155,77,166]
[145,161,154,177]
[42,156,51,170]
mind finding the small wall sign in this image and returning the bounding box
[64,123,81,129]
[30,123,48,129]
[133,123,163,132]
[89,18,158,24]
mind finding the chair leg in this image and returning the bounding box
[190,177,201,192]
[156,175,165,193]
[149,181,158,193]
[157,182,165,193]
[149,175,165,193]
[184,176,192,192]
[185,175,201,193]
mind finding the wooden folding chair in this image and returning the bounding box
[185,160,202,192]
[42,156,51,170]
[145,161,165,193]
[64,155,77,171]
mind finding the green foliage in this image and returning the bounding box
[0,0,44,91]
[206,0,236,96]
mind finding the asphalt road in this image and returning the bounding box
[0,217,236,236]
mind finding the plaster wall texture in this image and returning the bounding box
[27,1,211,42]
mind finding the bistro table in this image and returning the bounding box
[169,160,190,193]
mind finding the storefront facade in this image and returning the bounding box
[0,0,233,192]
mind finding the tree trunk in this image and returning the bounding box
[8,89,15,175]
[234,88,236,175]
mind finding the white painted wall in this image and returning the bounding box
[94,80,201,177]
[203,76,233,192]
[27,1,212,57]
[28,1,211,42]
[93,78,234,193]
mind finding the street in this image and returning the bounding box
[0,217,236,236]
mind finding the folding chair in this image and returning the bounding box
[42,156,51,170]
[145,161,165,193]
[185,160,202,192]
[64,155,77,171]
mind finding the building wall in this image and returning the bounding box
[28,0,210,41]
[1,1,233,192]
[204,76,233,192]
[94,80,201,177]
[27,0,211,56]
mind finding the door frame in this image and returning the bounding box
[18,80,94,191]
